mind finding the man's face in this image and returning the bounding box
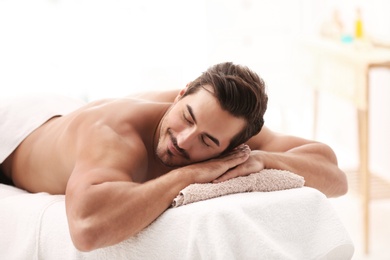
[156,87,246,167]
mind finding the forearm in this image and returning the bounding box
[66,169,192,251]
[257,143,348,197]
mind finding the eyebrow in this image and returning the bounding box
[186,104,220,147]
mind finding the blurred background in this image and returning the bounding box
[0,0,389,258]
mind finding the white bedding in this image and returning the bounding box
[0,184,354,260]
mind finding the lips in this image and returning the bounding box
[168,141,183,157]
[166,129,190,160]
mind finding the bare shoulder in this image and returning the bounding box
[70,124,148,187]
[129,89,180,103]
[246,126,315,152]
[65,99,156,183]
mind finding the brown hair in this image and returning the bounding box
[183,62,268,152]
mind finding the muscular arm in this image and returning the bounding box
[214,126,348,198]
[65,121,250,251]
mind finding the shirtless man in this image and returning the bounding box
[0,62,347,251]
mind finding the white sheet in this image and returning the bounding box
[0,94,85,163]
[0,184,354,260]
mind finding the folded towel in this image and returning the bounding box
[172,169,305,207]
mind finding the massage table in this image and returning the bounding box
[0,184,354,259]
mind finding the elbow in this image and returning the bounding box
[331,179,348,198]
[68,215,139,252]
[69,218,102,252]
[327,170,349,198]
[335,167,349,197]
[339,175,348,196]
[323,145,349,197]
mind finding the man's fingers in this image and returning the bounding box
[219,144,250,159]
[217,145,250,168]
[212,167,241,183]
[212,151,265,183]
[210,147,251,182]
[189,145,251,184]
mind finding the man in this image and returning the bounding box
[0,62,347,251]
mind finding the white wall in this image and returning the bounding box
[0,0,210,99]
[0,0,389,178]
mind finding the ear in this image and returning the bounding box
[174,82,191,102]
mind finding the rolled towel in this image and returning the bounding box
[172,169,305,207]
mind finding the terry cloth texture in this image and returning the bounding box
[172,169,305,207]
[0,184,354,260]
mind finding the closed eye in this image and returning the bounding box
[185,104,220,147]
[183,113,193,125]
[201,135,211,147]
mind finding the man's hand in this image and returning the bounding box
[212,148,265,183]
[178,144,251,184]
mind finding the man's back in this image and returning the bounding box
[1,97,171,194]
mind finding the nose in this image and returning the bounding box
[176,128,196,150]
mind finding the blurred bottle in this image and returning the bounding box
[355,7,363,39]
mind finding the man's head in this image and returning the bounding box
[183,62,268,151]
[156,62,268,167]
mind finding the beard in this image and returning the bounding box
[155,128,191,168]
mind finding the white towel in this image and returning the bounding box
[0,94,85,163]
[0,184,354,260]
